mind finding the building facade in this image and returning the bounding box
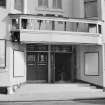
[0,0,105,93]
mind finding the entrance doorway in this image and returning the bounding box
[27,44,48,83]
[55,53,72,82]
[26,44,76,83]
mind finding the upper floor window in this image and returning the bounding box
[14,0,24,12]
[53,0,62,9]
[38,0,48,8]
[0,0,6,8]
[84,0,98,18]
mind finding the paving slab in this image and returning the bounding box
[0,84,105,102]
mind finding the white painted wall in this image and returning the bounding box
[20,31,102,44]
[77,45,104,87]
[0,8,9,39]
[8,41,26,86]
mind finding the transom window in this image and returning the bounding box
[53,0,62,9]
[0,0,6,8]
[38,0,48,8]
[84,0,98,18]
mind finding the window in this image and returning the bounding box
[0,40,6,68]
[12,18,19,29]
[84,0,98,18]
[38,0,48,8]
[53,0,62,9]
[0,0,6,8]
[14,0,24,12]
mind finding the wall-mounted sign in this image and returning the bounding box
[0,40,6,68]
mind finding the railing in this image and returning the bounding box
[9,14,102,34]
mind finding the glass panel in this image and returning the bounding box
[0,0,6,8]
[12,18,19,29]
[98,25,101,34]
[21,19,28,29]
[38,0,48,8]
[44,0,48,7]
[14,0,24,11]
[27,44,48,51]
[51,45,72,52]
[19,17,99,34]
[0,40,6,68]
[53,0,56,8]
[57,0,62,9]
[88,24,97,33]
[38,0,43,7]
[54,21,64,31]
[77,23,89,32]
[84,0,98,18]
[53,0,62,9]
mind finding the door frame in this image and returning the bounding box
[54,52,73,82]
[26,44,76,83]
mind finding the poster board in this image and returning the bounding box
[85,52,99,76]
[13,50,24,77]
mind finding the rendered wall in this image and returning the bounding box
[0,42,10,86]
[76,45,104,87]
[0,41,26,87]
[0,8,9,39]
[7,41,26,86]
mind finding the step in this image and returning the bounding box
[15,84,103,94]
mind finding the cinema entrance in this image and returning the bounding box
[26,44,76,83]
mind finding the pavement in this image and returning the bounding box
[0,100,105,105]
[0,83,105,102]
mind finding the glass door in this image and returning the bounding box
[27,44,48,82]
[27,52,48,82]
[51,52,55,83]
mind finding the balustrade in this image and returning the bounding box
[9,14,102,34]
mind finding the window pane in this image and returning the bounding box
[53,0,56,8]
[38,0,48,8]
[44,0,48,7]
[0,0,6,7]
[85,0,98,18]
[38,0,43,6]
[14,0,24,12]
[0,40,6,68]
[57,0,62,9]
[12,18,19,29]
[53,0,62,9]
